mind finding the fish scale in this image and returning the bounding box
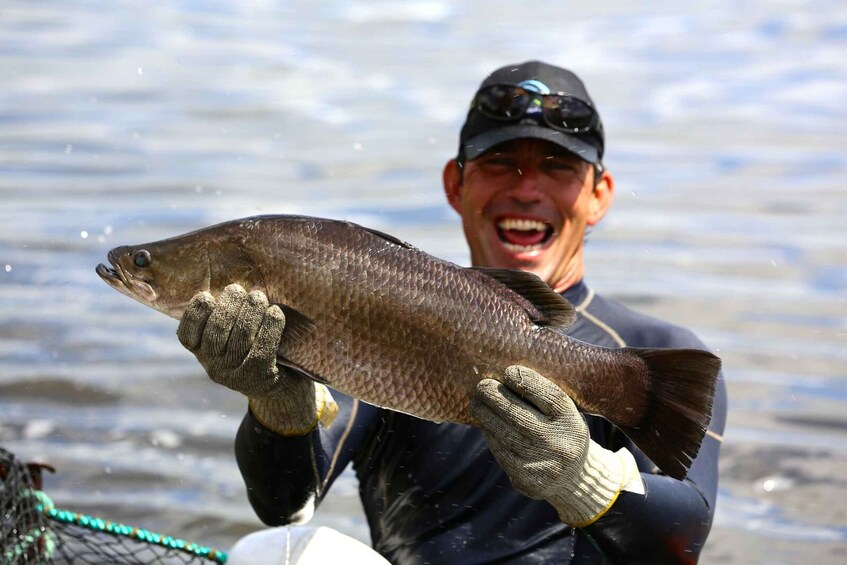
[97,214,720,480]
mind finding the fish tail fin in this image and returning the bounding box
[617,347,721,480]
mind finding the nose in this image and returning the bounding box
[508,166,543,202]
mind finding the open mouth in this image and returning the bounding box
[496,218,554,253]
[95,262,118,280]
[96,250,124,287]
[96,250,157,303]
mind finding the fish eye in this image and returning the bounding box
[134,250,152,268]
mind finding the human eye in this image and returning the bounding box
[543,158,579,174]
[480,155,518,169]
[541,159,586,183]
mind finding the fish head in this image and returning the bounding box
[96,227,261,319]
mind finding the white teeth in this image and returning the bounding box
[497,218,550,253]
[498,218,547,232]
[503,242,544,253]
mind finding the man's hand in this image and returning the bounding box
[177,284,336,436]
[471,365,642,527]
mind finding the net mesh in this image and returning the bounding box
[1,447,228,564]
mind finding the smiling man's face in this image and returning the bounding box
[444,138,614,293]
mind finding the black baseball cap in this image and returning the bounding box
[459,61,604,165]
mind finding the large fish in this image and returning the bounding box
[96,215,720,479]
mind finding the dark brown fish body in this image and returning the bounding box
[97,215,720,479]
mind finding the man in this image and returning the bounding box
[177,61,727,563]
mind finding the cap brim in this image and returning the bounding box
[462,124,599,164]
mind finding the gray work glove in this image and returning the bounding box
[471,366,643,527]
[177,283,337,436]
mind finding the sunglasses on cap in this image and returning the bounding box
[471,84,598,134]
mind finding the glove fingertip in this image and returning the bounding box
[503,365,571,411]
[219,284,247,308]
[223,282,246,294]
[263,305,287,333]
[474,377,499,394]
[503,365,540,390]
[188,291,216,312]
[246,289,270,309]
[177,292,215,348]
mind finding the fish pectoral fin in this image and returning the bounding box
[470,267,577,329]
[272,304,327,385]
[273,303,317,343]
[276,358,330,386]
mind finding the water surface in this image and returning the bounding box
[1,1,845,562]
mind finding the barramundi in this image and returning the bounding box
[96,215,720,479]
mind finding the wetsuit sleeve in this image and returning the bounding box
[234,391,382,526]
[583,372,728,563]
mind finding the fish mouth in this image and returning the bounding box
[495,216,555,254]
[96,250,157,303]
[96,250,125,288]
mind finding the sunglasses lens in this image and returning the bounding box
[476,86,531,120]
[543,96,595,132]
[474,86,597,133]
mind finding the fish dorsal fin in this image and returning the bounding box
[354,223,414,249]
[471,267,577,329]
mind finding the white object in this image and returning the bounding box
[227,526,389,565]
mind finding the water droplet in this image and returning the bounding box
[104,225,113,235]
[80,230,89,239]
[353,142,363,150]
[137,67,143,75]
[4,264,11,272]
[23,420,56,439]
[759,475,794,493]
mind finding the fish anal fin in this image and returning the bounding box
[471,267,577,329]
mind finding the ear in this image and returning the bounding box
[443,159,464,214]
[587,167,615,226]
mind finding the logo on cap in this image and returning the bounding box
[516,80,549,119]
[517,79,550,95]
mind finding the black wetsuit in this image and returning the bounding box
[234,280,728,564]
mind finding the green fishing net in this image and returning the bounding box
[1,447,227,564]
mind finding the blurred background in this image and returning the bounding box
[1,0,845,562]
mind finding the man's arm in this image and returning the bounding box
[176,284,382,525]
[583,374,727,563]
[234,392,382,526]
[473,366,727,563]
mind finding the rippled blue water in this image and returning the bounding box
[1,1,845,562]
